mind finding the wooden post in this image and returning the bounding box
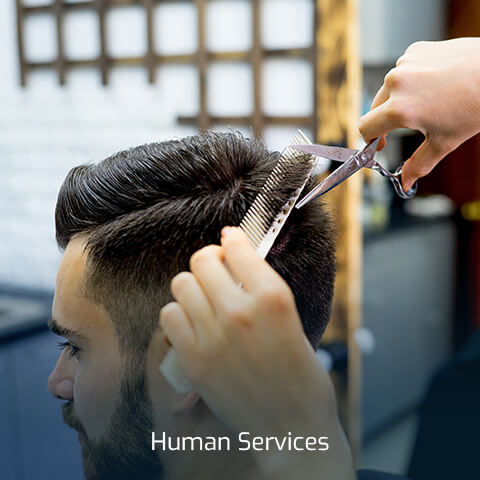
[315,0,362,460]
[196,0,209,131]
[15,0,26,86]
[97,0,108,86]
[251,0,264,138]
[145,0,155,84]
[54,0,66,85]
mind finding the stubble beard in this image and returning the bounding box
[62,362,163,480]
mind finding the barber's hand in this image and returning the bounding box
[160,227,355,480]
[359,37,480,191]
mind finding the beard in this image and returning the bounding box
[62,361,163,480]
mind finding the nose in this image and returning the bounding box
[48,350,75,401]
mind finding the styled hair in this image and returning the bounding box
[55,131,335,354]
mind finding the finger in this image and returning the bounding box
[160,302,196,354]
[189,245,243,313]
[220,227,283,292]
[359,99,406,144]
[370,83,390,110]
[360,85,389,149]
[395,54,406,66]
[377,135,387,151]
[170,271,216,337]
[401,139,444,191]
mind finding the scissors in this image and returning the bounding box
[290,137,417,209]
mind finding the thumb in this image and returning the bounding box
[401,139,445,191]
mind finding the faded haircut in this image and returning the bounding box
[55,131,336,355]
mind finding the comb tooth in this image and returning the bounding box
[297,130,312,145]
[241,220,254,236]
[246,217,262,233]
[249,223,267,244]
[239,131,316,255]
[256,201,270,217]
[256,199,269,213]
[252,232,262,243]
[249,227,262,243]
[244,230,259,247]
[252,199,264,218]
[247,234,260,248]
[241,214,263,244]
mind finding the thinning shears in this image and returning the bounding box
[290,138,417,209]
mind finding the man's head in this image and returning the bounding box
[48,131,336,478]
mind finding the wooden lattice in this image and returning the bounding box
[16,0,317,138]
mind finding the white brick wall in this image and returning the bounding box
[0,88,314,291]
[0,89,197,290]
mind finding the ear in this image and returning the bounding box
[172,389,200,416]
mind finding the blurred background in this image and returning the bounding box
[1,1,479,479]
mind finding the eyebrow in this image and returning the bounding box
[48,317,88,340]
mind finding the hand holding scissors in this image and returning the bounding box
[291,137,417,209]
[360,39,480,191]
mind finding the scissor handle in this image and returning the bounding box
[391,166,417,199]
[372,162,417,199]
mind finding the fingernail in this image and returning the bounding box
[221,226,234,237]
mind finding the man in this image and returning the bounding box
[47,131,339,479]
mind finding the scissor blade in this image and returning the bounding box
[296,152,367,208]
[361,137,380,164]
[290,144,358,163]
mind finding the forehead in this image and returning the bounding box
[53,236,111,336]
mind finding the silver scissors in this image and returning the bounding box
[290,137,417,209]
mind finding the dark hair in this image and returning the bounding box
[55,131,335,354]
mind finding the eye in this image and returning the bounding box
[57,340,81,359]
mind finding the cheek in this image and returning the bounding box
[74,357,123,441]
